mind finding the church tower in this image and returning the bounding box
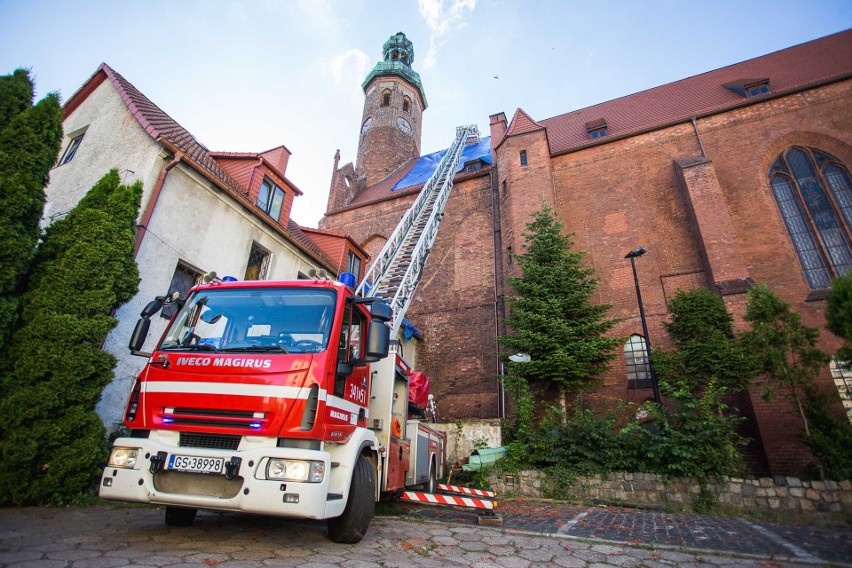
[355,32,427,186]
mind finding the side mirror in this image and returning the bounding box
[129,317,151,357]
[140,297,165,318]
[370,301,392,323]
[337,361,353,377]
[364,321,390,362]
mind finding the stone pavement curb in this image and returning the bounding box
[1,505,849,567]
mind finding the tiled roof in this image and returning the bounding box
[540,29,852,156]
[332,136,493,212]
[504,108,545,138]
[63,63,335,270]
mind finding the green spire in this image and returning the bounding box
[362,32,427,109]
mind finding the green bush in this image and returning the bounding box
[0,170,141,505]
[0,69,62,352]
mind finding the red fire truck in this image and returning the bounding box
[99,125,479,542]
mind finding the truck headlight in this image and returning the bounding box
[266,459,324,482]
[108,447,139,469]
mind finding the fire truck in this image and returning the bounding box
[99,125,480,543]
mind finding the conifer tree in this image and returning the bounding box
[0,170,141,505]
[825,272,852,362]
[500,205,621,398]
[0,69,63,351]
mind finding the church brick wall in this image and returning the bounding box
[322,172,499,419]
[532,80,852,476]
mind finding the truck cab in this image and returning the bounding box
[100,278,392,543]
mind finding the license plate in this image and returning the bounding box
[167,454,224,474]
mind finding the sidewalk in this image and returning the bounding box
[0,502,849,567]
[399,498,852,565]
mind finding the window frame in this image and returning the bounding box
[58,132,85,165]
[519,150,528,167]
[256,176,286,221]
[769,146,852,290]
[245,241,272,281]
[625,334,653,389]
[346,251,361,278]
[161,262,204,320]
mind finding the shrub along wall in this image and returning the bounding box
[488,471,852,514]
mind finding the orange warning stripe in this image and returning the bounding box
[437,483,496,498]
[402,491,496,510]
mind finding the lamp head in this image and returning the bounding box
[625,246,647,259]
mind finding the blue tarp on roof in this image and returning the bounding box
[392,136,491,191]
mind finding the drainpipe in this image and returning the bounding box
[134,151,183,257]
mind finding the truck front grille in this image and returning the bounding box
[179,432,241,451]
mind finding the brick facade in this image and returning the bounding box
[322,33,852,476]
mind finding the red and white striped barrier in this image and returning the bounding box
[402,491,496,510]
[437,483,495,498]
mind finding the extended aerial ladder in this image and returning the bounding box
[354,124,501,525]
[355,124,480,336]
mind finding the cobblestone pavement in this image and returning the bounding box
[0,504,849,567]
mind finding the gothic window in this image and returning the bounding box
[520,150,528,167]
[381,90,391,107]
[625,334,652,389]
[769,147,852,289]
[403,96,411,113]
[829,358,852,424]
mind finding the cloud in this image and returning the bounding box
[418,0,477,68]
[330,49,373,92]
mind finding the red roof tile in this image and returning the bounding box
[540,30,852,156]
[63,63,334,270]
[504,108,545,138]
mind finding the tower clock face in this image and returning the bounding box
[361,117,372,135]
[396,117,412,135]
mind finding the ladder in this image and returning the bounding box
[356,124,479,336]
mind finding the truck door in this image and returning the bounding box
[329,303,370,432]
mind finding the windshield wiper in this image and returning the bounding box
[219,345,289,353]
[160,343,219,352]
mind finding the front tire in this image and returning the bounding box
[327,455,375,543]
[164,506,197,526]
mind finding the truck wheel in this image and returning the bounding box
[327,455,375,544]
[164,506,197,527]
[427,462,437,494]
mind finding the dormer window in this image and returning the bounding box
[586,118,608,140]
[464,160,482,173]
[257,177,285,221]
[723,78,771,98]
[746,81,770,97]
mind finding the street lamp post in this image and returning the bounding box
[625,246,662,405]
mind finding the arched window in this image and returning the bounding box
[769,147,852,289]
[381,90,391,107]
[625,334,652,389]
[403,96,411,114]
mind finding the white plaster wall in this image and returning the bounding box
[44,80,164,225]
[99,165,327,427]
[430,420,502,467]
[40,78,331,428]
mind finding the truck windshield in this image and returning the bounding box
[159,288,337,354]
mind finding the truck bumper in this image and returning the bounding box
[99,434,339,519]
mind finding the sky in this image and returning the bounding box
[1,1,850,228]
